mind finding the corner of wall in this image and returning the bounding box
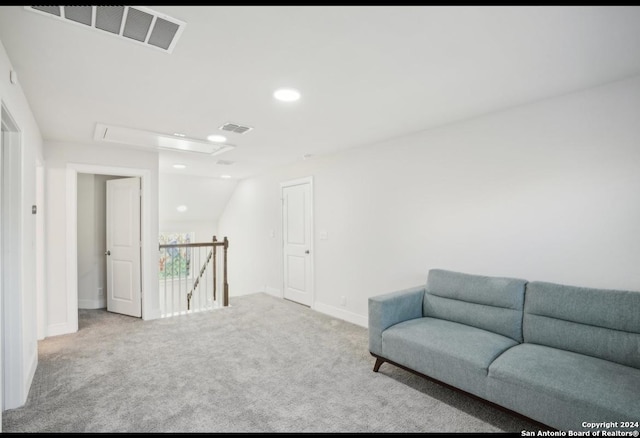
[23,346,38,407]
[46,321,77,338]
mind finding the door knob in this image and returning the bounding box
[305,250,310,254]
[105,250,111,256]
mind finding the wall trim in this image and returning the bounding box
[265,286,282,298]
[145,308,162,320]
[65,168,79,333]
[35,162,46,340]
[313,301,368,328]
[78,298,106,310]
[46,321,77,338]
[1,104,25,409]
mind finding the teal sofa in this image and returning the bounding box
[368,269,640,432]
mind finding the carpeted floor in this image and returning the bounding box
[2,293,544,433]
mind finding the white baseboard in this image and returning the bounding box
[313,301,368,328]
[78,298,106,309]
[144,307,162,320]
[265,286,282,298]
[231,289,263,297]
[47,321,77,337]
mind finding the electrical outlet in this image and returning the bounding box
[98,287,104,297]
[340,295,346,307]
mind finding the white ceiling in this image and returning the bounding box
[1,6,640,180]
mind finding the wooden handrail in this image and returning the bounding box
[159,241,227,249]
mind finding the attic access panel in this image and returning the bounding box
[26,6,185,53]
[94,123,236,157]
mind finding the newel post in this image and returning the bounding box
[212,235,218,302]
[223,236,229,307]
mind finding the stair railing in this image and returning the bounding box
[158,235,229,317]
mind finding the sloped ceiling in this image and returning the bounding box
[159,173,238,222]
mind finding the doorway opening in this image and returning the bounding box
[67,164,153,334]
[77,173,136,321]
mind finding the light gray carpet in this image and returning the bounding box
[3,293,542,433]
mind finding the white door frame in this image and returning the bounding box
[280,176,315,309]
[66,164,152,332]
[1,104,24,410]
[0,107,3,421]
[35,161,46,340]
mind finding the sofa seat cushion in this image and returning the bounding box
[488,343,640,430]
[381,317,518,398]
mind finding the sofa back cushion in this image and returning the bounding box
[524,281,640,369]
[423,269,527,342]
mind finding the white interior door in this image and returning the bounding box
[106,177,141,317]
[282,178,313,307]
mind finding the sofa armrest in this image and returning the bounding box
[368,285,425,355]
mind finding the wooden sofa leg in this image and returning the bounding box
[373,357,385,372]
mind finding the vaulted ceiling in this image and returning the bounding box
[1,6,640,180]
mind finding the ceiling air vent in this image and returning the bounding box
[216,160,234,166]
[219,122,253,134]
[26,6,185,53]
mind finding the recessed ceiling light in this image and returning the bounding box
[207,134,227,143]
[172,164,186,169]
[176,205,188,212]
[173,132,186,137]
[273,88,301,102]
[220,175,231,179]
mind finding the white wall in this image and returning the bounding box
[77,173,125,309]
[158,172,238,244]
[0,39,45,409]
[45,141,159,336]
[159,173,237,228]
[219,75,640,327]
